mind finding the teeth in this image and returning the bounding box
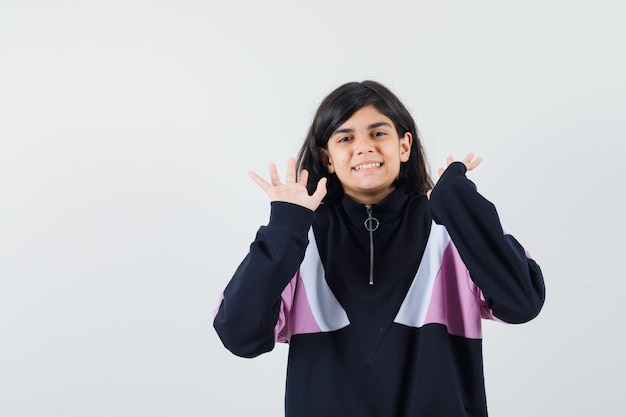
[354,162,381,171]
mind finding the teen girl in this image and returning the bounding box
[214,80,545,417]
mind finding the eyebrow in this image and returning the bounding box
[331,122,392,135]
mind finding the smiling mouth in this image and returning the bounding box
[353,162,382,171]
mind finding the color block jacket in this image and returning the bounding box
[214,162,545,417]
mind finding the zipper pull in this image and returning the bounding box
[364,204,379,285]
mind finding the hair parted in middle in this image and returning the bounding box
[296,80,433,204]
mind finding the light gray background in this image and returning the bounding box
[1,1,625,416]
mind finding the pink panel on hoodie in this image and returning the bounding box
[275,272,321,343]
[424,243,483,339]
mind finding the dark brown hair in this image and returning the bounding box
[296,80,433,204]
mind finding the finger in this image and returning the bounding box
[312,177,328,202]
[284,157,297,183]
[471,156,484,169]
[268,163,281,186]
[466,155,484,171]
[248,171,271,192]
[298,169,309,187]
[446,156,454,167]
[437,167,444,176]
[463,153,475,164]
[426,189,432,200]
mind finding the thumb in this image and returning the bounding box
[312,177,328,202]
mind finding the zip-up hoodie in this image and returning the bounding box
[214,162,545,417]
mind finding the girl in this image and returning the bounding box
[214,81,545,417]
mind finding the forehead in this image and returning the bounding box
[336,105,394,130]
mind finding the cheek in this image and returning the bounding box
[338,158,354,173]
[328,152,348,167]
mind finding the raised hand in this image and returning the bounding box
[436,153,483,177]
[427,153,483,199]
[248,157,327,211]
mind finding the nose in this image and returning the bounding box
[353,134,374,154]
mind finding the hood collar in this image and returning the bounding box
[340,186,408,225]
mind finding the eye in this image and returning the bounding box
[337,136,352,143]
[372,131,386,138]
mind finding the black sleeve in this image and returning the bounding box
[213,202,315,357]
[428,162,545,324]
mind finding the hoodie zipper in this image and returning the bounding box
[364,204,379,285]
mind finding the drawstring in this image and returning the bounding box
[364,204,379,285]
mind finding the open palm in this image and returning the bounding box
[249,157,327,212]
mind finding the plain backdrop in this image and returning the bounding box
[1,1,625,416]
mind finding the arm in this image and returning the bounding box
[428,157,545,324]
[213,158,327,357]
[213,202,314,357]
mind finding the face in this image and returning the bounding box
[323,105,412,204]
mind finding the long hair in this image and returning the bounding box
[296,80,433,204]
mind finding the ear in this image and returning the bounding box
[399,132,412,162]
[320,147,335,173]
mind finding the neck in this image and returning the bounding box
[344,187,396,205]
